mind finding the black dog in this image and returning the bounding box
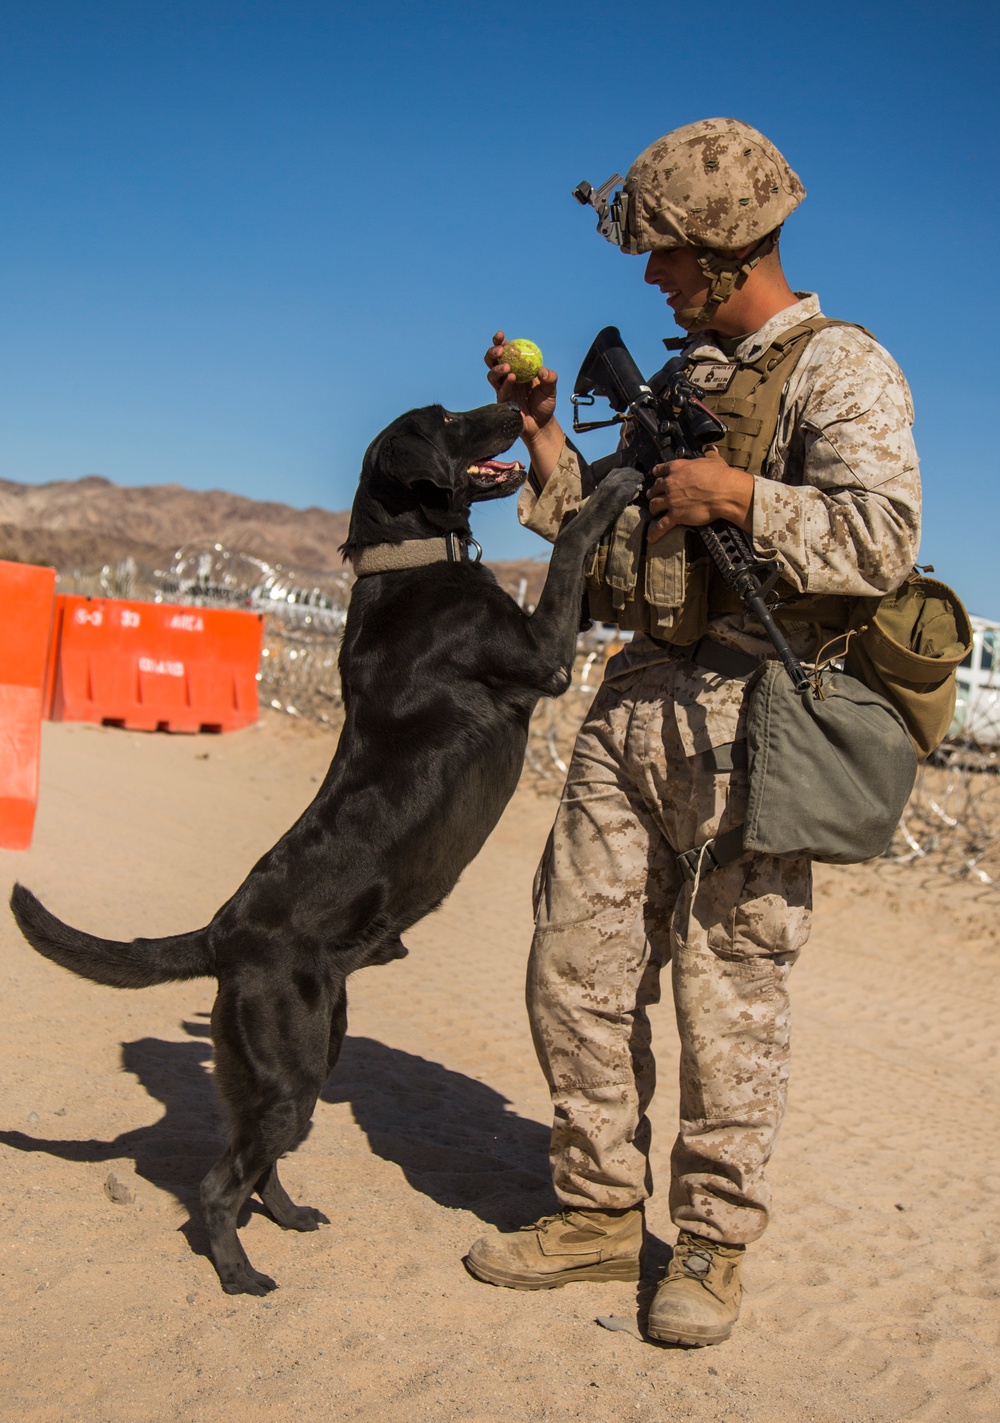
[11,401,641,1295]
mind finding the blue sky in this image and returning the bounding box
[1,1,998,612]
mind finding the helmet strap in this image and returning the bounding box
[674,229,782,333]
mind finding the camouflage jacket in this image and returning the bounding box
[518,294,922,657]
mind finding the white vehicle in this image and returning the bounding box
[950,615,1000,744]
[580,621,634,648]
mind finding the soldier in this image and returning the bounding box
[465,118,921,1346]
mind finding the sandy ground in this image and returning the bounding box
[1,712,998,1423]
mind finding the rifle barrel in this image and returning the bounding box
[746,596,812,693]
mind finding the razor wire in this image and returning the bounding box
[521,648,607,787]
[55,549,1000,888]
[158,544,352,723]
[882,743,1000,887]
[525,672,1000,888]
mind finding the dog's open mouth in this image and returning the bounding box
[466,458,527,496]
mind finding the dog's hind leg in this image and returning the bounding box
[254,1160,330,1233]
[201,1103,314,1294]
[364,933,409,966]
[326,978,348,1075]
[254,981,349,1233]
[200,977,336,1295]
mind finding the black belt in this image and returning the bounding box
[653,634,762,681]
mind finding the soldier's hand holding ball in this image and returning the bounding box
[485,330,559,442]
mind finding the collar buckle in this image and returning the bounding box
[446,534,482,564]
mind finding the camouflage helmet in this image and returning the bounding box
[576,118,804,332]
[621,117,805,254]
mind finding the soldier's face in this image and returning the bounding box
[644,247,709,316]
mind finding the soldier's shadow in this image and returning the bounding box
[321,1035,555,1229]
[0,1023,558,1257]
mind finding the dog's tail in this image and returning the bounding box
[10,884,215,989]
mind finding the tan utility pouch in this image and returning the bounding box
[584,500,711,643]
[844,572,973,760]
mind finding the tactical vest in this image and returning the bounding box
[584,316,861,644]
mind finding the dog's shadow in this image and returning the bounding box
[0,1023,556,1244]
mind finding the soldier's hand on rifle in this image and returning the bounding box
[485,330,559,440]
[646,448,755,543]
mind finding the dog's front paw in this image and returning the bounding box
[589,465,645,520]
[556,466,644,554]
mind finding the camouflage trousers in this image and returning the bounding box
[528,643,812,1245]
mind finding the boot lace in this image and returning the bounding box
[519,1212,566,1233]
[665,1233,743,1302]
[671,1237,714,1280]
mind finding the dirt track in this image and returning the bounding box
[1,714,998,1422]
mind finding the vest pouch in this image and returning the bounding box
[606,503,645,609]
[844,574,972,760]
[774,593,854,633]
[585,503,647,630]
[585,550,651,631]
[743,661,917,863]
[644,526,688,639]
[585,536,618,624]
[656,554,711,645]
[586,504,695,638]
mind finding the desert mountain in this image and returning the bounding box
[0,474,548,604]
[0,475,351,577]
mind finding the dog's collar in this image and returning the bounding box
[350,533,482,577]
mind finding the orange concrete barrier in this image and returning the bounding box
[0,560,57,849]
[49,597,264,733]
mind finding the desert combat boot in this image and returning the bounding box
[646,1231,745,1346]
[465,1207,643,1290]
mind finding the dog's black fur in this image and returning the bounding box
[11,401,641,1296]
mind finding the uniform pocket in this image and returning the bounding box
[705,850,812,966]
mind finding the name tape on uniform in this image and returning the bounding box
[688,362,737,393]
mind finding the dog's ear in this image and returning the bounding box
[376,424,455,492]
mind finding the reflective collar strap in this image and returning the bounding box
[350,533,480,577]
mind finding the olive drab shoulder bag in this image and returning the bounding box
[680,659,919,880]
[681,572,972,879]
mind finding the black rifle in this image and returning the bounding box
[571,326,810,693]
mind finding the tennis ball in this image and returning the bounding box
[501,338,543,384]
